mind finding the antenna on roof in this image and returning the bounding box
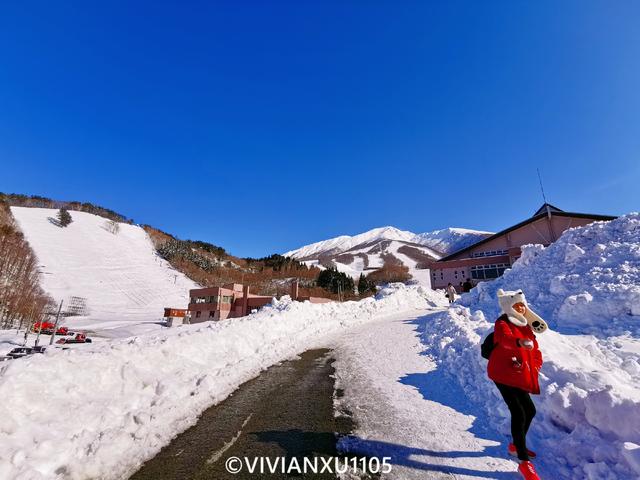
[537,168,548,205]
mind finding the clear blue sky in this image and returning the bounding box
[1,1,638,257]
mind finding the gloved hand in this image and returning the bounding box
[518,339,534,350]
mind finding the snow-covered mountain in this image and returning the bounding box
[283,225,492,285]
[413,227,493,255]
[10,207,198,333]
[284,226,491,260]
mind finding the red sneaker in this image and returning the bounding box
[518,461,540,480]
[509,443,537,459]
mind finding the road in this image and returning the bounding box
[130,349,354,480]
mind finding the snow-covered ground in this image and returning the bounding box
[415,213,640,479]
[10,207,198,335]
[0,284,444,480]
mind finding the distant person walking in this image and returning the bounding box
[446,283,456,304]
[462,278,473,293]
[487,289,548,480]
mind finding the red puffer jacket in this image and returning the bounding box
[487,314,543,394]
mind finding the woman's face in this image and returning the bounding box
[513,302,527,315]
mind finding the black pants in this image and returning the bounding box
[494,382,536,461]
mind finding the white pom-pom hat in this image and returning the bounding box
[497,289,548,333]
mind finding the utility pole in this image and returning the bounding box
[537,168,556,242]
[48,300,64,346]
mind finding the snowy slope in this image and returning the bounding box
[0,284,444,480]
[421,213,640,478]
[10,207,198,330]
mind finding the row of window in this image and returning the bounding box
[470,263,510,280]
[191,295,235,304]
[471,249,508,258]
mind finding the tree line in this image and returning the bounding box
[0,201,53,329]
[0,192,132,224]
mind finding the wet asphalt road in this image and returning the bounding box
[129,349,354,480]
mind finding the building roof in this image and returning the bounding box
[532,203,564,216]
[436,204,616,262]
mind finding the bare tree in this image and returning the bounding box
[105,219,120,235]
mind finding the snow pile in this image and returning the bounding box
[0,284,444,480]
[418,213,640,479]
[10,207,198,330]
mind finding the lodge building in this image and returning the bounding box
[429,204,616,292]
[187,281,330,322]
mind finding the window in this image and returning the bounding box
[196,311,201,318]
[194,297,206,304]
[471,263,510,280]
[209,310,216,318]
[472,249,508,258]
[221,295,233,304]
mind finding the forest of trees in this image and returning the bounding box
[0,201,53,330]
[317,267,355,294]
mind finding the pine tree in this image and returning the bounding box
[57,207,72,227]
[317,267,354,294]
[358,273,375,295]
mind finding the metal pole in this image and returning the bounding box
[49,300,64,346]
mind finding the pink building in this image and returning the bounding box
[429,204,615,291]
[187,281,331,323]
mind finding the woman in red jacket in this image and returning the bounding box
[488,289,548,480]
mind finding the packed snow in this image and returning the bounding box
[418,213,640,478]
[10,207,198,334]
[0,284,444,480]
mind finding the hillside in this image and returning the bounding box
[283,225,492,286]
[10,207,198,332]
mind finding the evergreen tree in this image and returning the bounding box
[57,207,72,227]
[317,267,354,294]
[358,273,376,295]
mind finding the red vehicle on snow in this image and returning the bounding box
[32,322,69,336]
[56,333,92,344]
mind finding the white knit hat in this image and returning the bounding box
[497,289,548,333]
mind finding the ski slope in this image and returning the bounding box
[10,207,198,332]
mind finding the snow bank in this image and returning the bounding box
[0,284,442,480]
[10,207,197,329]
[419,213,640,479]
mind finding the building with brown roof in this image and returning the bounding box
[429,204,615,292]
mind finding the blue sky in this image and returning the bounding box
[1,1,638,257]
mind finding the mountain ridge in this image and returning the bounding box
[284,225,492,259]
